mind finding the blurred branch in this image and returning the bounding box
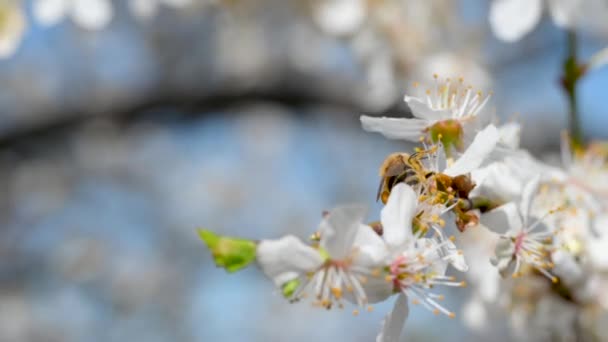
[562,30,584,148]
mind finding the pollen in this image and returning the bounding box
[552,277,559,284]
[331,287,342,299]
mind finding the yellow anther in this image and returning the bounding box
[353,309,359,316]
[359,276,368,284]
[552,277,559,284]
[449,236,456,242]
[385,275,393,283]
[331,287,343,299]
[448,312,456,319]
[367,306,374,312]
[412,299,420,305]
[460,281,467,287]
[433,309,440,315]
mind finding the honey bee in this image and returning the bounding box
[377,152,433,204]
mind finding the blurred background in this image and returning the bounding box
[1,0,607,341]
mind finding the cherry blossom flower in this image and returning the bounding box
[33,0,113,30]
[256,205,392,311]
[361,76,493,155]
[481,176,559,281]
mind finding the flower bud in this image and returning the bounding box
[198,229,257,273]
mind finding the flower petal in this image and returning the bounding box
[442,239,469,272]
[480,202,523,235]
[381,183,417,248]
[498,122,521,149]
[33,0,69,26]
[490,236,516,277]
[319,205,367,260]
[403,96,451,121]
[548,0,583,28]
[444,124,499,177]
[71,0,113,30]
[376,294,409,342]
[489,0,543,42]
[519,174,540,225]
[257,235,323,287]
[360,115,429,141]
[353,224,389,267]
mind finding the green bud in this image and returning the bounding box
[197,229,257,273]
[429,119,464,157]
[281,278,301,298]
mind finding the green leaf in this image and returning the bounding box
[197,229,257,273]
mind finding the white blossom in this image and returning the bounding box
[33,0,113,30]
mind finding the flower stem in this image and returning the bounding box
[562,30,584,148]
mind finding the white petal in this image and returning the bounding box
[489,0,543,42]
[381,183,417,248]
[548,0,583,28]
[481,202,523,235]
[551,250,584,286]
[256,235,323,287]
[376,294,409,342]
[497,122,520,149]
[462,296,487,331]
[403,96,451,121]
[444,124,499,177]
[490,236,516,277]
[353,224,389,267]
[129,0,159,19]
[319,205,367,260]
[442,239,469,272]
[33,0,69,26]
[588,46,608,71]
[519,174,540,225]
[71,0,113,30]
[360,115,429,141]
[313,0,365,36]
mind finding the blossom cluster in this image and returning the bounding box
[200,74,608,340]
[0,0,198,58]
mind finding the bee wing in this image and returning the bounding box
[383,163,409,177]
